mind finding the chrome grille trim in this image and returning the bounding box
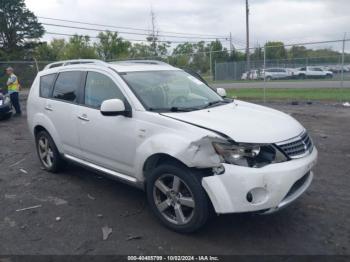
[276,131,314,159]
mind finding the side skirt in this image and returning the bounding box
[64,154,139,185]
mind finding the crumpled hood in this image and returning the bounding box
[161,100,304,143]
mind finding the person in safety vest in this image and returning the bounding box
[6,67,21,116]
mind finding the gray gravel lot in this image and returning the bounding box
[0,97,349,255]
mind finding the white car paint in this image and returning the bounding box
[27,60,317,217]
[296,66,333,78]
[263,68,292,80]
[161,100,304,144]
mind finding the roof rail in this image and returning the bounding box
[110,60,168,66]
[44,59,109,70]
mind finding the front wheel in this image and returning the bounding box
[146,163,210,233]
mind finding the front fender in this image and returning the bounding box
[134,133,221,180]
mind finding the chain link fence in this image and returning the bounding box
[0,61,51,90]
[1,38,349,103]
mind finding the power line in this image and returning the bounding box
[38,16,229,38]
[42,22,230,40]
[44,32,223,44]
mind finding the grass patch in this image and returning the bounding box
[226,88,350,101]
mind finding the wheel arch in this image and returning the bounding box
[143,153,188,179]
[31,113,63,153]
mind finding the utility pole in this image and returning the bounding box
[229,32,233,54]
[148,8,158,57]
[341,32,347,88]
[210,45,213,81]
[245,0,251,74]
[263,44,267,104]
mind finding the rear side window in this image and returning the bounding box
[84,71,125,108]
[40,74,56,98]
[52,71,83,102]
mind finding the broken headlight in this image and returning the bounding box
[212,142,288,168]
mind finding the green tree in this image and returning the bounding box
[129,43,154,58]
[95,31,131,61]
[251,46,263,61]
[171,42,196,68]
[34,39,66,61]
[62,35,97,59]
[0,0,44,59]
[207,40,229,77]
[288,45,308,59]
[265,41,287,60]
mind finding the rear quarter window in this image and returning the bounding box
[40,73,57,98]
[52,71,83,103]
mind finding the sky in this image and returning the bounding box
[25,0,350,51]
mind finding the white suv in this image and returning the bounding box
[27,59,318,232]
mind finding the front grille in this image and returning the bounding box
[276,132,313,158]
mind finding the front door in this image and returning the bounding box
[76,70,137,176]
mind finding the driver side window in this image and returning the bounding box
[84,71,125,109]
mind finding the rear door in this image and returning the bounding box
[44,70,84,157]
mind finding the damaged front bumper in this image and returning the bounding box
[202,147,318,214]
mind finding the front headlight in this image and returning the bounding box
[212,142,288,168]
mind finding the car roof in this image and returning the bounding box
[42,59,179,74]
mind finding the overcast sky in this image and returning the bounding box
[25,0,350,51]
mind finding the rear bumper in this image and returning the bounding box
[202,147,318,214]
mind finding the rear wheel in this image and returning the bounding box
[0,112,12,120]
[35,130,63,173]
[298,74,306,80]
[146,163,209,233]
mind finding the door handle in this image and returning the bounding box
[78,114,90,122]
[45,105,53,111]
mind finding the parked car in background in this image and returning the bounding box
[295,66,333,79]
[241,70,260,80]
[262,68,292,80]
[0,92,12,120]
[326,65,350,73]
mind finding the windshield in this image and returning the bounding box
[121,70,226,112]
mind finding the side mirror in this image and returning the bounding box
[216,88,227,97]
[100,99,130,117]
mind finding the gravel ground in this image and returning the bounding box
[0,97,349,256]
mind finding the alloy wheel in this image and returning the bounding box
[153,174,195,225]
[38,136,54,169]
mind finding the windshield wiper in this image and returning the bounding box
[201,100,231,109]
[148,107,200,112]
[169,106,201,112]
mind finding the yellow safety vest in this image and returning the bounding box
[8,74,20,92]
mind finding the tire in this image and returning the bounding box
[326,74,333,79]
[298,74,306,80]
[266,76,272,81]
[35,130,63,173]
[0,112,12,120]
[146,162,209,233]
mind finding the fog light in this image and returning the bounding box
[246,187,268,204]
